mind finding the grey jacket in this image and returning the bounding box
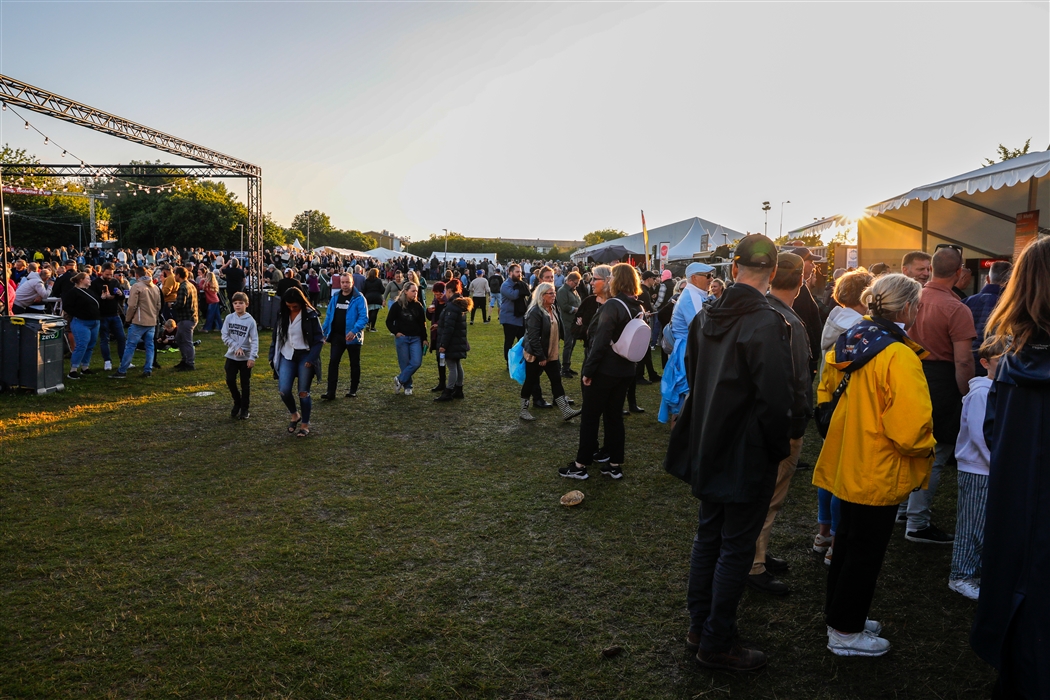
[555,283,581,333]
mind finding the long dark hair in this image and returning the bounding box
[277,286,314,344]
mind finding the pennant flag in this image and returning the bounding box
[641,210,650,269]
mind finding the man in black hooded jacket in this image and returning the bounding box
[664,234,795,672]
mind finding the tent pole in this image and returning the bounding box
[1028,178,1038,212]
[921,200,929,252]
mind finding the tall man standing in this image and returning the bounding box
[904,246,976,543]
[171,267,199,371]
[468,269,490,324]
[110,266,161,379]
[499,263,530,364]
[321,274,368,399]
[663,234,794,671]
[91,263,127,372]
[557,271,582,378]
[747,252,812,596]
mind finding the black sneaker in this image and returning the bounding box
[67,370,81,379]
[593,450,611,463]
[895,510,908,524]
[231,404,241,419]
[108,371,127,379]
[80,368,94,375]
[345,391,357,398]
[764,555,790,574]
[175,364,195,372]
[320,393,336,401]
[601,465,623,480]
[239,410,250,420]
[559,462,589,480]
[746,570,790,596]
[905,525,954,544]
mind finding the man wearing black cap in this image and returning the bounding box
[664,233,794,671]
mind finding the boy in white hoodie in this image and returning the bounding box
[949,336,1004,601]
[221,292,259,420]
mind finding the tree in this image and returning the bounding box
[583,229,627,246]
[773,232,823,247]
[984,139,1031,166]
[262,213,286,248]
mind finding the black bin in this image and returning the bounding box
[2,314,68,394]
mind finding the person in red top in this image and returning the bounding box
[903,246,976,544]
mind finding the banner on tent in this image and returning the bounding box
[1015,210,1040,258]
[659,242,670,270]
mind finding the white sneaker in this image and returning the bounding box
[813,533,833,555]
[404,388,413,396]
[824,546,833,567]
[949,579,980,601]
[104,361,112,371]
[827,628,891,657]
[394,376,403,394]
[828,620,882,636]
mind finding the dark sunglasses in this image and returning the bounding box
[935,243,963,254]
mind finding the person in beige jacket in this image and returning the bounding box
[110,266,162,378]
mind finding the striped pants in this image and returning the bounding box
[950,471,988,582]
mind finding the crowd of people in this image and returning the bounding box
[2,234,1047,696]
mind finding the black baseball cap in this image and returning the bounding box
[734,234,778,268]
[641,270,657,280]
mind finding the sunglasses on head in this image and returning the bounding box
[935,243,963,254]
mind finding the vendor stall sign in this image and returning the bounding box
[1015,210,1039,257]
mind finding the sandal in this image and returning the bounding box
[288,415,301,433]
[296,426,311,438]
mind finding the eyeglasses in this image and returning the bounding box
[935,243,963,255]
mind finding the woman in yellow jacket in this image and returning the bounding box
[813,273,935,658]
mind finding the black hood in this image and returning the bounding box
[702,283,774,339]
[998,336,1050,388]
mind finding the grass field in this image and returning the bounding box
[1,305,996,699]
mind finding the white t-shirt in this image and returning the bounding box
[281,313,309,360]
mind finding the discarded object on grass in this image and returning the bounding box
[601,645,623,658]
[560,490,584,507]
[190,391,215,397]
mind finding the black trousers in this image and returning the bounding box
[825,500,898,633]
[575,373,631,465]
[521,359,565,400]
[470,298,488,323]
[636,345,658,380]
[327,339,361,395]
[224,358,252,410]
[502,323,524,363]
[367,308,379,330]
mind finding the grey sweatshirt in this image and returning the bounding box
[221,312,259,361]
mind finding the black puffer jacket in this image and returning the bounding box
[362,277,385,306]
[385,300,428,340]
[581,294,642,378]
[522,303,563,362]
[436,294,473,359]
[663,283,794,503]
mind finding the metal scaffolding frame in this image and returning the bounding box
[0,74,264,299]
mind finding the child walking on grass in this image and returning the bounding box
[949,336,1004,601]
[221,292,259,420]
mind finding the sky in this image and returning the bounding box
[1,1,1047,244]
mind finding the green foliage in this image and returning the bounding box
[286,211,377,251]
[108,179,245,250]
[403,232,556,261]
[984,138,1031,166]
[583,229,627,246]
[774,232,823,247]
[262,213,286,248]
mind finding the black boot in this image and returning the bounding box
[452,386,464,400]
[434,389,454,402]
[431,364,447,392]
[430,383,446,393]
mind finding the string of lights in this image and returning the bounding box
[1,101,198,197]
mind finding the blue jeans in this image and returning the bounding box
[118,324,155,374]
[817,488,842,536]
[491,292,502,308]
[204,302,222,331]
[278,350,315,424]
[395,335,423,389]
[70,318,99,369]
[98,315,126,362]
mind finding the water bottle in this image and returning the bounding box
[439,352,445,367]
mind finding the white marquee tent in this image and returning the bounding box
[366,247,425,262]
[430,251,498,263]
[572,216,746,263]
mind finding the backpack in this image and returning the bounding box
[609,298,650,363]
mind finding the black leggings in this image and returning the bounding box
[368,308,379,330]
[224,358,252,410]
[521,359,565,400]
[502,323,524,363]
[575,373,631,465]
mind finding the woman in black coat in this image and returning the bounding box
[971,237,1050,699]
[426,281,448,393]
[385,282,429,395]
[361,268,386,331]
[433,279,471,403]
[518,282,581,422]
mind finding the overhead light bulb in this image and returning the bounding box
[24,121,29,129]
[44,137,49,145]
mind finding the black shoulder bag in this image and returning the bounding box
[813,372,850,439]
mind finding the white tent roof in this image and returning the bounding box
[430,251,498,263]
[667,219,710,261]
[367,247,424,262]
[573,217,746,261]
[290,238,304,250]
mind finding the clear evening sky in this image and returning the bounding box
[1,1,1047,242]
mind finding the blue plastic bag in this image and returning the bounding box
[508,337,526,385]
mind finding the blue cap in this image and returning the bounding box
[685,262,715,277]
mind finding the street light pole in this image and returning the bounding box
[303,211,311,252]
[762,201,771,236]
[779,200,791,237]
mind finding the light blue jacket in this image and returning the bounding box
[322,288,368,345]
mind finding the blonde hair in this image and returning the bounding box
[529,282,555,311]
[861,273,920,322]
[205,271,220,293]
[608,263,641,298]
[833,268,874,308]
[986,236,1050,354]
[397,282,418,308]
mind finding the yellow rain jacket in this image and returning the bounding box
[813,325,935,506]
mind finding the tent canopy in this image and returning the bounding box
[790,150,1050,270]
[667,219,712,261]
[430,251,497,263]
[572,216,746,262]
[366,247,424,262]
[313,245,371,257]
